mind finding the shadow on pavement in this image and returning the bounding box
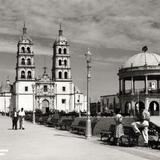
[53,133,86,139]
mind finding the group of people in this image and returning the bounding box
[114,104,150,147]
[11,105,150,146]
[12,108,25,130]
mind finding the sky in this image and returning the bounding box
[0,0,160,101]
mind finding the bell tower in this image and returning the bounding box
[16,23,35,81]
[52,25,74,111]
[14,23,35,111]
[52,24,72,82]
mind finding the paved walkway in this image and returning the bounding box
[150,116,160,127]
[0,116,160,160]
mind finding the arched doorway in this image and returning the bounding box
[42,99,49,113]
[135,101,144,115]
[149,101,159,116]
[125,102,131,115]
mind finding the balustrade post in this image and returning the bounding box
[145,75,148,94]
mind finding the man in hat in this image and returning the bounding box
[12,108,18,130]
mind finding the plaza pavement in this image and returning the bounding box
[0,116,160,160]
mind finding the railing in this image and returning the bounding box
[121,88,160,96]
[119,65,160,72]
[124,89,145,94]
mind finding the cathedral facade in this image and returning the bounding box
[0,24,87,113]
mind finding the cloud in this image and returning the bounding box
[1,0,160,99]
[0,0,160,51]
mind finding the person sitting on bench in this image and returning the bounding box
[131,104,150,147]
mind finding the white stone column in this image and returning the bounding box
[119,79,121,94]
[131,77,134,95]
[131,100,135,116]
[145,98,149,110]
[145,75,148,94]
[157,79,159,90]
[122,79,125,94]
[133,80,135,93]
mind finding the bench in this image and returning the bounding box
[47,116,59,127]
[121,126,139,146]
[71,120,86,135]
[148,122,160,149]
[38,116,48,125]
[100,124,115,141]
[76,121,86,135]
[58,119,73,130]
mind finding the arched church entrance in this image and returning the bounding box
[125,102,131,115]
[149,101,159,116]
[42,99,49,113]
[135,101,144,115]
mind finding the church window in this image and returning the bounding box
[21,58,25,65]
[59,59,62,66]
[25,86,28,92]
[62,86,66,92]
[21,47,25,53]
[59,48,62,54]
[27,71,32,79]
[27,58,31,65]
[77,95,80,103]
[64,72,68,79]
[44,85,48,92]
[21,71,25,79]
[59,71,62,79]
[64,60,67,66]
[62,99,66,104]
[64,48,67,54]
[27,47,31,53]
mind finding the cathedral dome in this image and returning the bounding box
[18,23,32,44]
[55,35,67,43]
[19,35,32,44]
[123,46,160,68]
[54,25,68,45]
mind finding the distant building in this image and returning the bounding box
[90,101,101,116]
[100,94,119,113]
[0,80,12,113]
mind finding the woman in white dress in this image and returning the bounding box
[114,108,124,146]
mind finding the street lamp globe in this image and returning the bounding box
[85,48,92,64]
[32,84,35,124]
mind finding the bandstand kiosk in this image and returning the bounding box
[118,46,160,116]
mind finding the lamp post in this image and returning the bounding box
[85,49,92,139]
[78,95,81,117]
[32,84,35,124]
[4,94,6,116]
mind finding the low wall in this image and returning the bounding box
[72,116,136,136]
[93,117,135,135]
